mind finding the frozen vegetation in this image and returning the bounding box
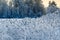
[0,0,60,40]
[0,10,60,40]
[0,0,45,18]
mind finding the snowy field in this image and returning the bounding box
[0,11,60,40]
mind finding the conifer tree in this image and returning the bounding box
[47,1,58,13]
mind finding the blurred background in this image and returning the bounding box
[0,0,60,18]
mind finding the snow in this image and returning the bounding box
[0,11,60,40]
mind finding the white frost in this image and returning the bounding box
[0,11,60,40]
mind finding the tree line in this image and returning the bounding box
[0,0,58,18]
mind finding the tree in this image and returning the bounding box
[47,1,58,13]
[33,0,45,15]
[25,0,45,17]
[0,0,8,18]
[10,0,45,18]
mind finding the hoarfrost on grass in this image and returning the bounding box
[0,11,60,40]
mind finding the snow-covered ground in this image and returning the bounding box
[0,11,60,40]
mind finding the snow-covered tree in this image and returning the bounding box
[32,0,46,17]
[47,1,58,13]
[11,0,45,18]
[0,0,45,18]
[23,0,45,17]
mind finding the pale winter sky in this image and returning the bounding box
[42,0,60,8]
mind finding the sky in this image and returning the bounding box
[42,0,60,8]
